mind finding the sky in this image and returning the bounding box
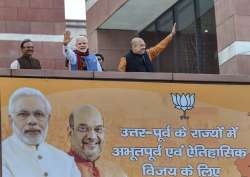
[64,0,86,20]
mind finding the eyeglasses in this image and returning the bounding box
[77,124,104,134]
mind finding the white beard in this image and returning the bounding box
[12,121,48,145]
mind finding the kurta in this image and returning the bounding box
[2,135,81,177]
[63,45,102,71]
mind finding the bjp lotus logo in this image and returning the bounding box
[171,93,195,120]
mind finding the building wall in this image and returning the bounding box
[97,29,136,71]
[86,0,128,34]
[0,0,65,69]
[140,0,218,74]
[85,0,98,10]
[215,0,250,74]
[87,0,250,74]
[86,0,129,71]
[65,20,87,49]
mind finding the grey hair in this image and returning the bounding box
[8,87,52,117]
[75,35,88,45]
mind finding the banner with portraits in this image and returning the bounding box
[1,77,250,177]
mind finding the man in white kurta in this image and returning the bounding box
[2,87,81,177]
[2,134,81,177]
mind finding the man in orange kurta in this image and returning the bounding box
[68,105,127,177]
[118,23,176,72]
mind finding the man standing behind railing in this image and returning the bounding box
[63,31,102,72]
[10,39,41,69]
[118,23,176,72]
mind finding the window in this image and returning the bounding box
[140,0,218,74]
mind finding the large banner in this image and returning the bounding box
[1,77,250,177]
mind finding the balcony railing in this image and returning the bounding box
[1,68,250,83]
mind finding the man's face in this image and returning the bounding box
[132,39,146,55]
[21,41,34,57]
[76,37,88,53]
[70,108,104,162]
[10,95,50,145]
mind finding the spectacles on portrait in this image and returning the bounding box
[77,124,104,134]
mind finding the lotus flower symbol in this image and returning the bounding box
[171,93,195,120]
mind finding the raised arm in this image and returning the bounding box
[118,57,127,72]
[147,23,176,61]
[63,30,72,46]
[62,31,77,65]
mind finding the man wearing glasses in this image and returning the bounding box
[10,39,41,69]
[2,87,81,177]
[68,105,127,177]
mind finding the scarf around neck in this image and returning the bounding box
[68,149,101,177]
[74,49,89,70]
